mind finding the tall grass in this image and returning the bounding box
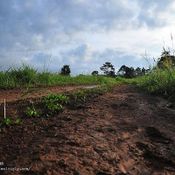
[0,65,118,89]
[134,68,175,100]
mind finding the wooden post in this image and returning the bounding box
[4,99,6,119]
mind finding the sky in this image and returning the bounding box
[0,0,175,74]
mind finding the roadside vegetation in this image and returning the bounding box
[134,68,175,101]
[133,49,175,101]
[0,65,118,89]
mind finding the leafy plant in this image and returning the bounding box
[43,94,69,104]
[42,94,68,115]
[1,117,13,126]
[25,106,40,117]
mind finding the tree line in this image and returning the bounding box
[60,48,175,78]
[92,62,149,78]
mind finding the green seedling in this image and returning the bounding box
[2,117,13,126]
[25,106,40,117]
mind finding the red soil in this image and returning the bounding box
[0,85,175,175]
[0,85,98,104]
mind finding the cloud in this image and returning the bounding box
[0,0,175,74]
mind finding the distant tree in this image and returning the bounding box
[135,67,142,76]
[100,62,115,77]
[157,48,175,68]
[118,65,135,78]
[142,68,146,75]
[61,65,71,75]
[91,71,98,76]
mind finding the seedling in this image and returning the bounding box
[1,117,13,126]
[25,106,40,117]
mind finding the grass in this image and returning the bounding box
[132,68,175,101]
[0,65,118,89]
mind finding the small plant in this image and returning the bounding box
[72,90,87,103]
[1,117,13,126]
[0,117,22,127]
[42,94,67,115]
[25,106,40,117]
[43,94,69,104]
[14,118,22,125]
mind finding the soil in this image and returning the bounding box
[0,84,175,175]
[0,85,98,104]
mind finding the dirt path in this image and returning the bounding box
[0,85,175,175]
[0,85,98,104]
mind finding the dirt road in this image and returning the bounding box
[0,85,175,175]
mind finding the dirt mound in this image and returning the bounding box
[0,85,175,175]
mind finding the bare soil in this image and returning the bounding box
[0,85,175,175]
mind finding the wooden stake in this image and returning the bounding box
[4,99,6,119]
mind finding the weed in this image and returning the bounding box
[42,94,67,115]
[43,94,69,105]
[1,117,13,126]
[0,117,22,128]
[25,106,40,117]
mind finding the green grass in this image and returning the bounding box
[0,65,118,89]
[133,68,175,100]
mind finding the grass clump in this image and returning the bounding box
[133,68,175,100]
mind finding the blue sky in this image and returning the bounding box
[0,0,175,74]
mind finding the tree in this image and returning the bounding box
[135,67,142,76]
[142,68,146,75]
[61,65,71,75]
[100,62,115,77]
[118,65,135,78]
[91,71,98,76]
[157,48,175,68]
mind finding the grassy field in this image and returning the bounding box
[0,65,118,89]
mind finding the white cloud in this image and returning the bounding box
[0,0,175,74]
